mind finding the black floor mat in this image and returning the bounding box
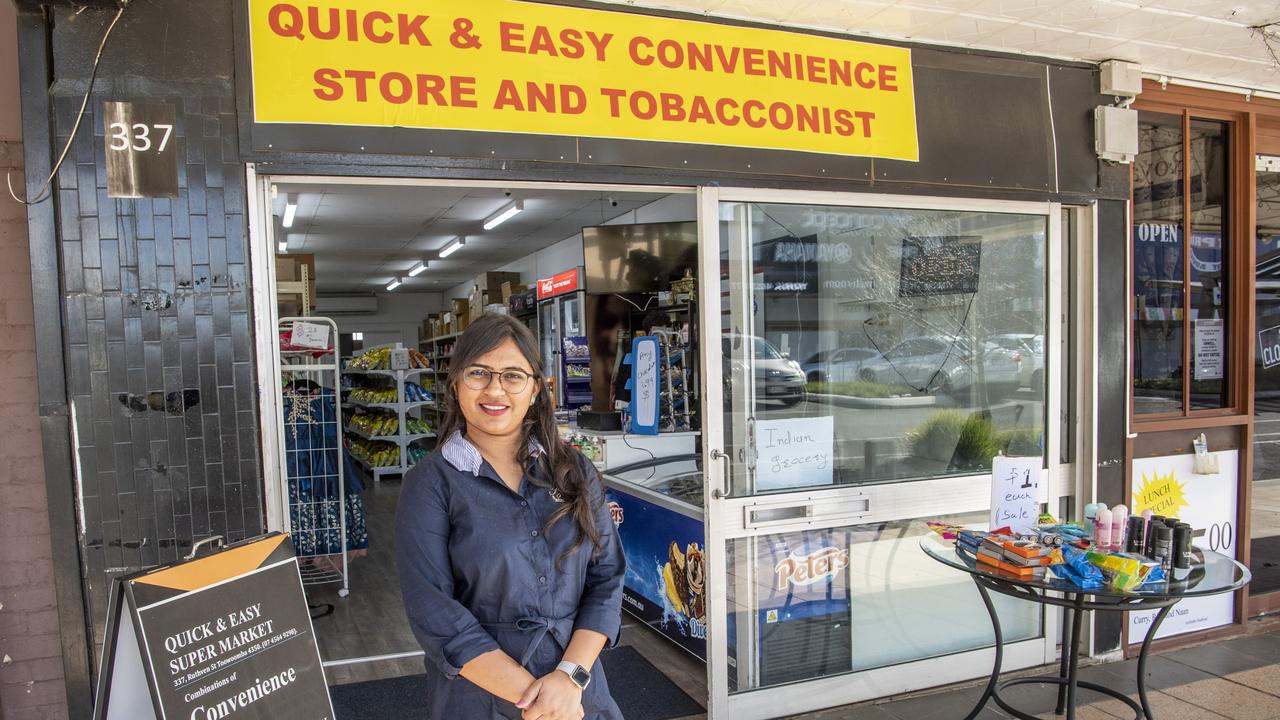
[1250,535,1280,595]
[329,645,704,720]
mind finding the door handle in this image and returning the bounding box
[710,448,731,499]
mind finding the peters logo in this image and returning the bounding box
[774,547,849,590]
[607,501,624,527]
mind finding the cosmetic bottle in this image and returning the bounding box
[1084,503,1102,536]
[1111,505,1128,550]
[1152,525,1174,571]
[1094,506,1112,549]
[1144,515,1165,558]
[1126,516,1146,554]
[1172,523,1193,580]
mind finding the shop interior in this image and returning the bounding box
[269,181,712,696]
[268,180,1055,708]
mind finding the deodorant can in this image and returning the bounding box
[1145,515,1166,558]
[1126,516,1146,554]
[1173,523,1193,580]
[1153,525,1174,571]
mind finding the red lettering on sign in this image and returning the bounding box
[537,269,580,300]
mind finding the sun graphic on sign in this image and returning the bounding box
[1133,470,1190,518]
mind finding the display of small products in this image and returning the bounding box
[351,383,435,404]
[348,346,431,370]
[348,439,429,468]
[348,412,433,437]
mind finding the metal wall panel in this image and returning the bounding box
[47,2,264,665]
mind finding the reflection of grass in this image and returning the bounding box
[806,380,915,398]
[908,411,1042,468]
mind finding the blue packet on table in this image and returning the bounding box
[1054,545,1104,589]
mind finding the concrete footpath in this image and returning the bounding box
[788,619,1280,720]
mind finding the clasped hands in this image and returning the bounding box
[515,669,584,720]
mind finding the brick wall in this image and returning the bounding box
[0,141,69,719]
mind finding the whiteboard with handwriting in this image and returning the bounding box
[755,416,834,491]
[990,456,1041,533]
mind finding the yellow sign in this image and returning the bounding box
[1133,469,1190,518]
[248,0,919,160]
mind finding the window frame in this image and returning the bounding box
[1129,101,1252,430]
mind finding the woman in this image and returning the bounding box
[396,313,626,720]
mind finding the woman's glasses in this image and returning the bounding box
[460,365,535,394]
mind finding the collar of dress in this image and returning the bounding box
[440,430,545,477]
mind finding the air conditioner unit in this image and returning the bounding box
[315,294,378,315]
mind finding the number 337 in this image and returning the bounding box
[107,122,173,153]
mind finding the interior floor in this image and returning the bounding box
[305,471,708,717]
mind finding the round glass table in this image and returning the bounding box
[920,534,1250,720]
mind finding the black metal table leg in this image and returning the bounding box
[964,579,1005,720]
[1136,604,1174,720]
[1064,593,1085,720]
[1055,602,1073,715]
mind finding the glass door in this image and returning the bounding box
[538,299,561,407]
[697,187,1067,719]
[1252,154,1280,608]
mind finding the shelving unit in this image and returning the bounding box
[342,344,436,480]
[418,332,462,418]
[277,316,349,597]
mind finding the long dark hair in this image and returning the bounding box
[437,313,602,561]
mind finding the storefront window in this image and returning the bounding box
[720,202,1048,493]
[1132,112,1231,414]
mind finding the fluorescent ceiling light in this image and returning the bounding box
[277,240,288,253]
[386,278,402,291]
[439,236,465,258]
[408,260,428,277]
[483,199,523,230]
[353,332,364,341]
[282,193,298,228]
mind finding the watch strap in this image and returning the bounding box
[555,660,591,689]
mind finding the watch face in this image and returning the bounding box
[571,666,591,687]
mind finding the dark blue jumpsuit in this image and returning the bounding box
[395,432,626,719]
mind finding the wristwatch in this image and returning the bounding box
[555,660,592,690]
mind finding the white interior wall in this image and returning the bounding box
[442,193,697,301]
[334,292,444,348]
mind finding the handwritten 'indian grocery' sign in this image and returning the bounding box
[247,0,918,160]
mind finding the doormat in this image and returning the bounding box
[1251,535,1280,596]
[329,645,704,720]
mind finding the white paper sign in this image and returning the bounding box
[755,416,834,491]
[389,348,410,371]
[1129,450,1238,643]
[290,320,330,350]
[990,456,1042,534]
[1193,319,1224,380]
[634,341,658,428]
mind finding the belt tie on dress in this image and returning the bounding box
[482,616,576,668]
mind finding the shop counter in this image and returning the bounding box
[571,427,700,471]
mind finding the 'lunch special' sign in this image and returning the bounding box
[93,534,333,720]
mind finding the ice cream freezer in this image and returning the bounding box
[603,456,858,687]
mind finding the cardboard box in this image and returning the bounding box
[474,271,521,295]
[451,298,468,317]
[468,290,488,323]
[500,281,528,304]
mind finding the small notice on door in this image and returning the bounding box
[755,416,834,491]
[990,456,1041,534]
[1193,319,1224,380]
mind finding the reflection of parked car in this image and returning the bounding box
[801,347,882,383]
[723,334,806,406]
[988,333,1045,390]
[857,336,1019,395]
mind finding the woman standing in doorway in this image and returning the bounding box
[396,313,626,720]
